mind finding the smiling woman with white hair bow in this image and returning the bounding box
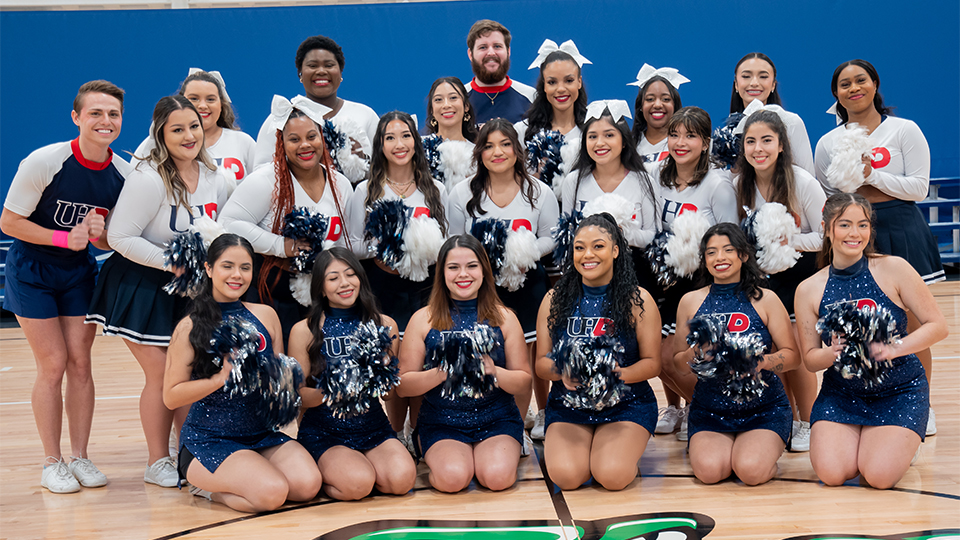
[628,64,690,166]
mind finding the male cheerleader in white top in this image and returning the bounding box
[466,19,536,125]
[1,80,128,493]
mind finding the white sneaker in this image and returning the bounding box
[926,407,937,436]
[530,410,546,440]
[790,420,811,452]
[144,456,179,488]
[68,456,107,487]
[676,405,689,442]
[521,431,533,457]
[41,458,81,494]
[189,484,213,501]
[655,405,681,434]
[524,405,537,429]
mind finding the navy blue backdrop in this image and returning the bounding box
[1,0,958,208]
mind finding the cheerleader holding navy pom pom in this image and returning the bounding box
[163,234,321,512]
[627,64,689,166]
[422,77,478,191]
[398,235,532,493]
[535,213,661,491]
[288,247,415,500]
[794,193,947,489]
[86,95,232,489]
[674,224,800,486]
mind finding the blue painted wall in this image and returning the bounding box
[1,0,958,208]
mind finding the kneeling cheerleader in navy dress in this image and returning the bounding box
[795,193,947,490]
[288,247,416,500]
[398,235,532,493]
[674,223,800,486]
[163,234,321,512]
[535,213,661,491]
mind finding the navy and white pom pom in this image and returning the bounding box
[471,219,509,277]
[685,316,767,403]
[552,210,583,269]
[313,320,398,419]
[549,335,629,411]
[163,230,206,298]
[323,119,370,184]
[645,230,676,289]
[281,206,330,273]
[364,199,442,282]
[364,199,408,269]
[422,133,446,185]
[645,211,710,289]
[526,130,565,188]
[425,324,499,399]
[817,302,899,388]
[711,113,745,170]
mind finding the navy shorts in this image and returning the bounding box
[3,240,96,319]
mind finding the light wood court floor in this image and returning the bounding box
[1,282,958,540]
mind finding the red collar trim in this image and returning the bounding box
[471,77,513,94]
[71,138,113,171]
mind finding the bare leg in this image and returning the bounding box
[125,341,177,465]
[543,422,593,490]
[809,421,861,486]
[858,425,920,489]
[730,429,786,486]
[20,317,70,460]
[386,396,409,433]
[689,431,735,484]
[781,323,817,422]
[423,439,474,493]
[60,317,97,458]
[319,446,376,500]
[530,342,549,411]
[260,441,322,501]
[590,422,649,491]
[473,434,521,491]
[186,449,291,513]
[365,438,416,495]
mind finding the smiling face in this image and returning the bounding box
[585,117,623,167]
[431,82,466,131]
[300,48,342,102]
[469,31,510,85]
[743,121,782,175]
[182,80,221,133]
[382,119,415,168]
[735,57,776,106]
[162,108,204,165]
[641,80,675,131]
[206,245,254,302]
[667,123,705,167]
[282,115,322,174]
[71,92,122,149]
[828,204,872,261]
[573,225,619,287]
[542,59,581,114]
[835,64,878,116]
[444,247,484,301]
[322,258,362,309]
[480,129,517,175]
[703,234,744,284]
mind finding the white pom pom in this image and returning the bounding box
[498,227,539,292]
[191,215,226,249]
[438,140,476,189]
[581,193,643,246]
[332,117,372,156]
[554,138,581,201]
[752,203,802,274]
[290,273,312,307]
[665,210,710,278]
[826,123,871,193]
[330,117,371,183]
[398,215,444,281]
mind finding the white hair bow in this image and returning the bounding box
[586,100,632,122]
[528,39,592,70]
[826,102,843,125]
[732,99,791,135]
[188,68,231,103]
[267,95,331,133]
[627,64,690,89]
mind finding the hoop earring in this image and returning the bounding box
[429,117,438,128]
[463,113,471,122]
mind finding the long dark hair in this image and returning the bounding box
[697,223,765,301]
[366,111,447,234]
[830,59,893,124]
[304,247,384,377]
[425,77,479,142]
[632,75,682,141]
[569,109,655,207]
[427,235,505,331]
[818,192,879,268]
[658,107,715,189]
[467,119,538,218]
[188,234,255,379]
[730,53,783,114]
[523,51,588,142]
[734,110,798,220]
[179,70,237,130]
[547,213,644,340]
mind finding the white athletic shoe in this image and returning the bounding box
[68,457,107,487]
[524,406,537,430]
[41,458,81,494]
[655,405,681,434]
[144,456,179,488]
[521,431,533,457]
[926,407,937,436]
[530,410,546,441]
[676,405,690,442]
[790,421,811,452]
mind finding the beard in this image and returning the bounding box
[472,54,510,85]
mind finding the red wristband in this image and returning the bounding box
[52,230,69,248]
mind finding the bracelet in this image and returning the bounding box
[51,230,69,248]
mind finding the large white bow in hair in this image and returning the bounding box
[528,39,592,70]
[188,67,232,103]
[585,100,632,122]
[627,64,690,89]
[826,102,843,125]
[265,95,331,133]
[732,99,791,135]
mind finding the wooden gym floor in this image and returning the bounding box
[1,282,958,540]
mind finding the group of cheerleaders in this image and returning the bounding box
[1,30,948,513]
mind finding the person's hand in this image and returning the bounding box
[861,154,874,179]
[869,340,901,363]
[213,356,234,387]
[66,221,90,251]
[481,354,499,388]
[561,373,580,392]
[284,238,310,258]
[83,211,105,241]
[830,333,847,359]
